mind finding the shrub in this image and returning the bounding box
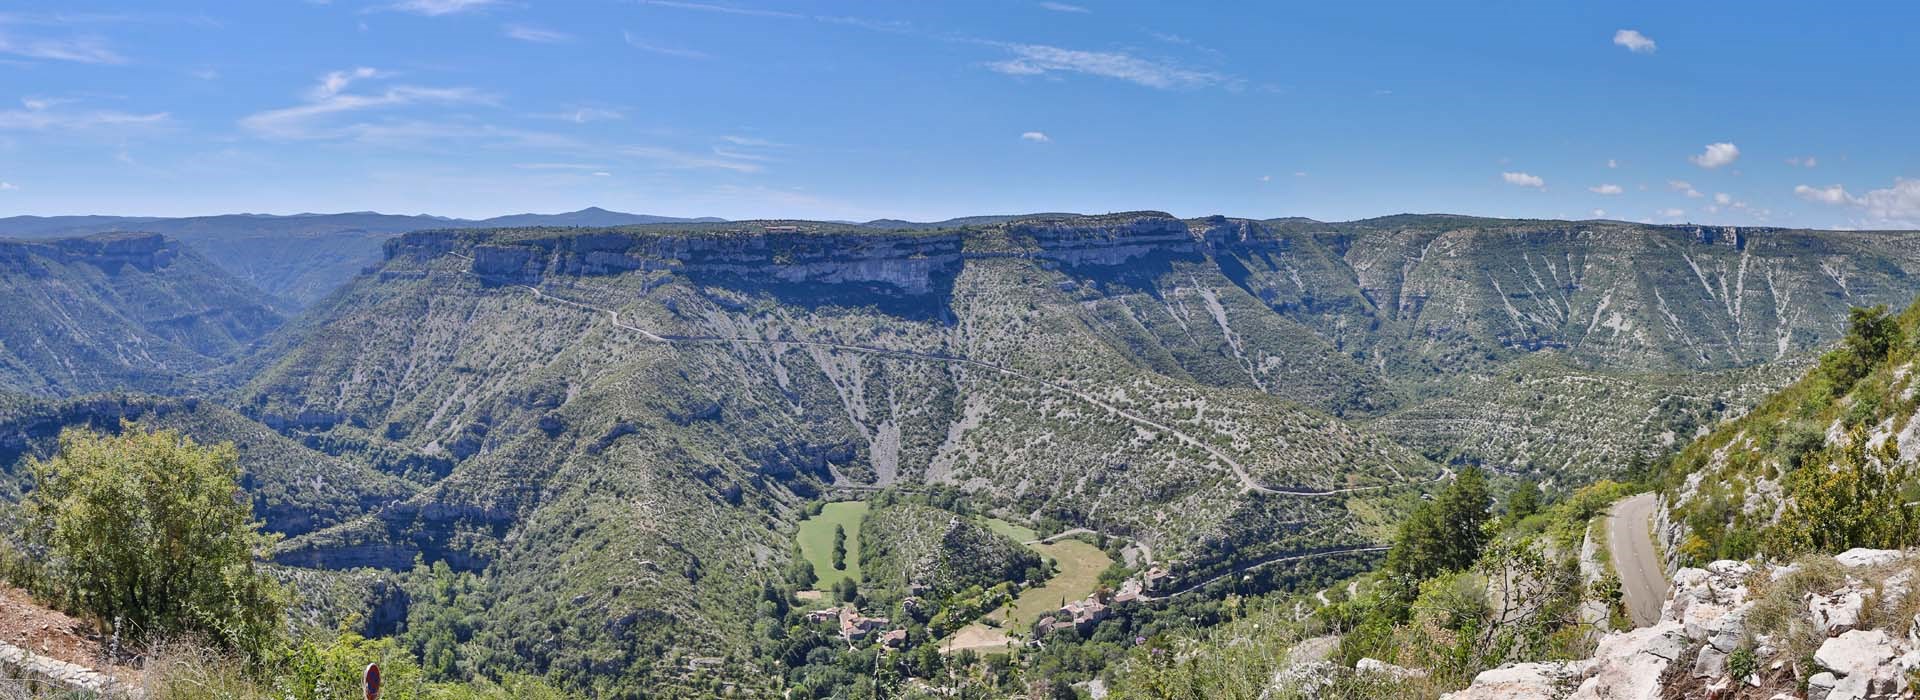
[19,425,286,659]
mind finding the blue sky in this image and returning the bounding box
[0,1,1916,228]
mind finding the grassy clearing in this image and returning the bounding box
[978,516,1039,543]
[998,539,1112,630]
[797,501,869,592]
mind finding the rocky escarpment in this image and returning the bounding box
[390,212,1253,296]
[1445,549,1920,700]
[0,233,285,396]
[0,231,176,273]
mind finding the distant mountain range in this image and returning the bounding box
[0,208,727,306]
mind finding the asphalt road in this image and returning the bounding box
[1609,492,1666,627]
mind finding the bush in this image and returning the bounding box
[19,425,286,659]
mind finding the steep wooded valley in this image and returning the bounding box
[6,211,1920,698]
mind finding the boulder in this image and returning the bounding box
[1835,549,1904,569]
[1439,662,1587,700]
[1809,587,1868,637]
[1357,657,1428,680]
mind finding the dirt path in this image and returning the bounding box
[1608,492,1666,627]
[499,277,1431,498]
[0,585,137,684]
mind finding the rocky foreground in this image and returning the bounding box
[1445,548,1920,700]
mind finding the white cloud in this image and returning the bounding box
[635,1,802,19]
[0,181,16,191]
[0,97,168,131]
[592,171,611,177]
[986,42,1231,89]
[1589,183,1623,195]
[1039,2,1090,12]
[1606,159,1619,169]
[1020,131,1050,143]
[385,0,498,16]
[1796,179,1920,227]
[624,31,709,59]
[1592,209,1607,218]
[1502,171,1545,189]
[1689,142,1740,168]
[720,135,782,147]
[1794,183,1850,205]
[1668,179,1703,198]
[1786,156,1818,168]
[1713,192,1732,205]
[241,68,491,140]
[1658,208,1687,219]
[505,25,572,43]
[1259,174,1271,182]
[1293,171,1307,177]
[1613,29,1656,54]
[0,32,124,64]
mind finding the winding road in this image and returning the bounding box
[504,277,1435,498]
[1608,493,1667,627]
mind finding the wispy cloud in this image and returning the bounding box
[0,31,124,64]
[542,107,624,123]
[515,162,608,170]
[505,24,572,43]
[1668,179,1703,198]
[383,0,500,16]
[1613,29,1656,54]
[0,97,167,130]
[1039,2,1090,13]
[985,42,1231,89]
[1020,131,1050,143]
[720,135,781,147]
[0,181,17,191]
[623,31,709,59]
[1786,156,1818,168]
[1588,183,1623,195]
[1502,171,1545,189]
[619,145,763,172]
[635,0,800,19]
[1689,142,1739,168]
[240,68,491,140]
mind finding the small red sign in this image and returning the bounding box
[364,662,382,700]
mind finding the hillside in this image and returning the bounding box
[0,233,284,397]
[0,393,417,537]
[858,501,1042,604]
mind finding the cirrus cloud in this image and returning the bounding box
[1589,183,1623,195]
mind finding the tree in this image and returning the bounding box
[832,525,849,571]
[1385,467,1494,594]
[21,425,285,658]
[1506,485,1540,521]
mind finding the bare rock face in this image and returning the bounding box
[1445,554,1920,700]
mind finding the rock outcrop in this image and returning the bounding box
[1446,550,1920,700]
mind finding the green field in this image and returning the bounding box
[997,538,1111,631]
[954,518,1112,640]
[797,501,869,592]
[978,516,1039,544]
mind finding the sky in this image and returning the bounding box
[0,1,1916,228]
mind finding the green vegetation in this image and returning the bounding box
[14,425,286,659]
[996,538,1112,632]
[1662,299,1920,567]
[857,502,1040,605]
[798,501,868,592]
